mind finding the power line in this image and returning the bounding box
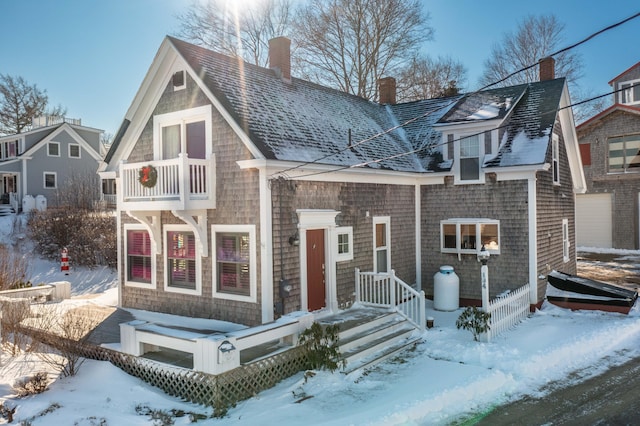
[268,11,640,181]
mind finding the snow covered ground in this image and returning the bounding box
[2,213,640,425]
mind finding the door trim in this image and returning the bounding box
[296,209,339,313]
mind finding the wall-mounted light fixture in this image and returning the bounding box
[288,231,299,246]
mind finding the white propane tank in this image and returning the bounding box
[433,265,459,311]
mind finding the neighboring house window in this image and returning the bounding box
[459,134,480,181]
[562,219,570,263]
[48,142,60,157]
[1,140,19,160]
[154,105,211,161]
[373,217,390,273]
[608,134,640,172]
[173,70,186,91]
[212,224,257,302]
[43,172,56,189]
[336,226,353,262]
[165,228,200,294]
[441,219,500,255]
[617,79,640,105]
[126,228,154,286]
[68,143,81,158]
[552,135,560,185]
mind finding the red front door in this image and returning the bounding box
[306,229,326,311]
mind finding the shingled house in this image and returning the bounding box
[576,61,640,249]
[100,37,585,335]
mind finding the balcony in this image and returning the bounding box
[120,154,215,212]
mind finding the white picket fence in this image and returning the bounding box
[483,283,531,342]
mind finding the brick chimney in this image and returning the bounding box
[269,36,291,82]
[378,76,396,105]
[539,56,555,81]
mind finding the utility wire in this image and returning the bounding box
[268,11,640,180]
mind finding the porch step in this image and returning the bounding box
[322,309,421,374]
[0,205,14,216]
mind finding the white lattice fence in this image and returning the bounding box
[485,283,531,342]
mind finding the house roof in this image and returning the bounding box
[576,103,640,133]
[608,61,640,85]
[105,36,572,175]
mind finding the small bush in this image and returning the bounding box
[0,245,30,291]
[456,306,491,341]
[13,371,49,397]
[298,322,345,372]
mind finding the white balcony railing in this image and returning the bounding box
[119,153,215,211]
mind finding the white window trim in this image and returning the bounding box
[335,226,353,262]
[47,141,60,157]
[212,224,257,303]
[43,172,57,189]
[163,224,202,296]
[373,216,391,273]
[440,218,501,255]
[552,134,560,185]
[124,224,156,289]
[453,132,486,185]
[153,105,212,160]
[68,143,81,159]
[618,79,640,105]
[562,218,570,263]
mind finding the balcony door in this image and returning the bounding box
[161,120,206,160]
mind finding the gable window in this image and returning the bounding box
[172,70,186,91]
[441,219,500,255]
[1,140,19,160]
[335,226,353,262]
[43,172,56,189]
[154,105,211,161]
[48,142,60,157]
[68,143,80,158]
[552,135,560,185]
[126,228,154,286]
[373,217,390,273]
[562,219,570,263]
[212,224,257,302]
[617,80,640,105]
[608,134,640,172]
[165,228,200,294]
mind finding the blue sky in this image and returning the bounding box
[1,0,638,136]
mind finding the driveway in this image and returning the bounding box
[577,250,640,289]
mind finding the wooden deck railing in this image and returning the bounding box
[355,268,426,332]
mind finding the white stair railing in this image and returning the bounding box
[355,268,426,332]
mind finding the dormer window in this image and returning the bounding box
[459,134,480,181]
[617,79,640,105]
[172,70,186,91]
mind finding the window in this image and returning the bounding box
[212,224,257,302]
[172,70,186,91]
[1,140,18,160]
[373,217,390,273]
[562,219,570,263]
[441,219,500,255]
[43,172,56,189]
[68,143,80,158]
[552,135,560,185]
[126,229,154,286]
[608,134,640,172]
[165,229,199,294]
[459,134,480,181]
[618,80,640,105]
[154,105,211,161]
[48,142,60,157]
[336,226,353,262]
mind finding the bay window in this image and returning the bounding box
[441,219,500,255]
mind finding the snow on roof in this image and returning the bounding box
[166,37,566,173]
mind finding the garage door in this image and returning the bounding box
[576,193,612,248]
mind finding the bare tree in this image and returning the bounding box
[0,245,30,291]
[397,54,467,101]
[480,14,583,88]
[0,75,48,135]
[293,0,433,101]
[176,0,294,67]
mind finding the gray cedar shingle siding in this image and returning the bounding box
[578,109,640,250]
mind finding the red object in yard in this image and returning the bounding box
[61,247,69,274]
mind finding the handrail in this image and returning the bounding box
[355,268,426,332]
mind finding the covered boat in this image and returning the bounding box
[546,270,638,314]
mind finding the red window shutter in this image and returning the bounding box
[579,143,591,166]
